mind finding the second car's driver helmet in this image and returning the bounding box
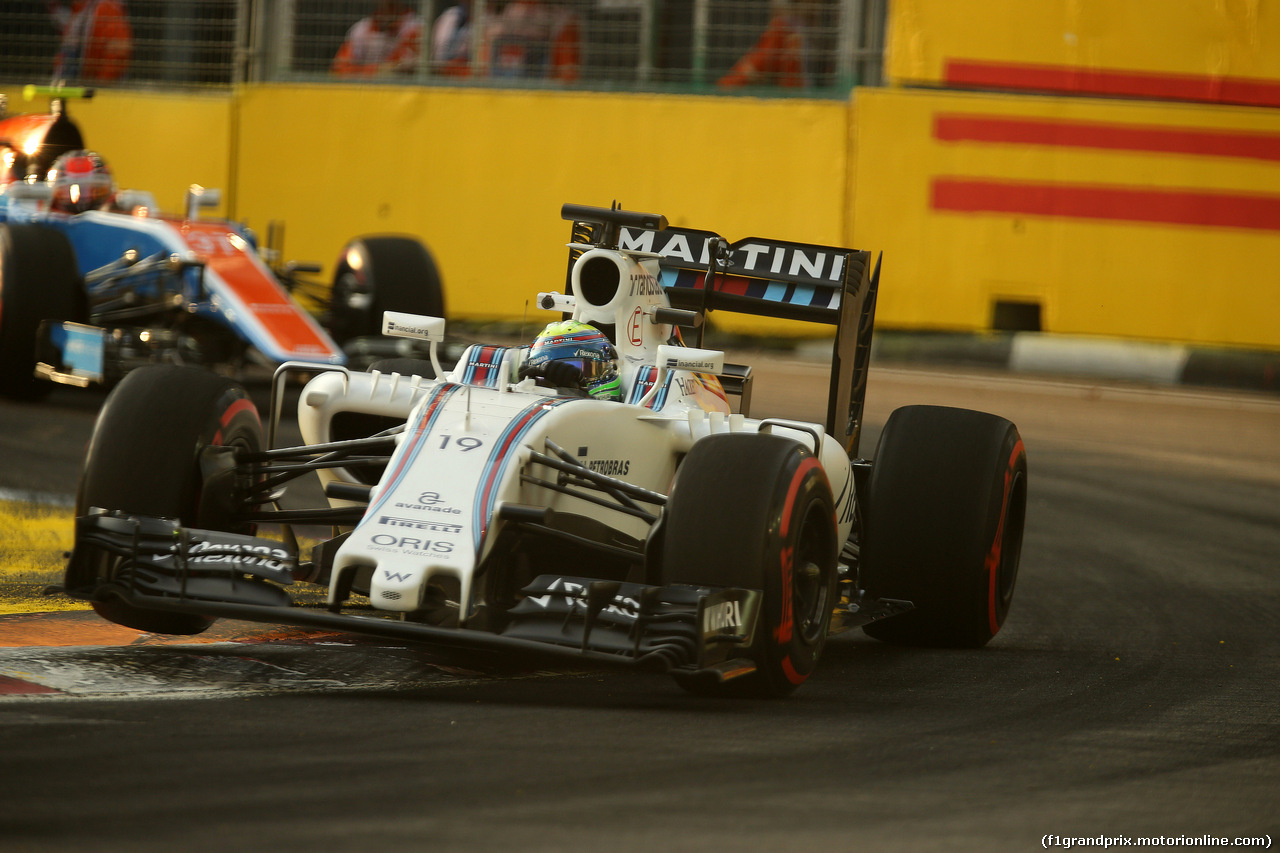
[526,319,621,401]
[48,150,115,214]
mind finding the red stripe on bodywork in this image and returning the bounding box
[179,222,335,357]
[943,59,1280,109]
[475,346,503,386]
[372,384,458,507]
[932,178,1280,232]
[473,399,569,547]
[685,272,762,296]
[934,114,1280,163]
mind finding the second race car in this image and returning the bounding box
[0,88,443,400]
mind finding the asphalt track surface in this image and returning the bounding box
[1,357,1277,852]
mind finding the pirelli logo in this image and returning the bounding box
[377,516,463,534]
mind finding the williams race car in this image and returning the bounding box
[0,88,443,400]
[58,202,1028,698]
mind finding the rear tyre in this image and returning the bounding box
[0,224,86,400]
[74,365,264,634]
[662,433,838,698]
[327,236,445,344]
[860,405,1027,647]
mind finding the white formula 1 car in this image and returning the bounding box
[61,203,1028,697]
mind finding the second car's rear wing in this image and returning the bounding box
[562,203,881,458]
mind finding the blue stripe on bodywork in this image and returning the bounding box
[624,366,674,410]
[470,396,573,550]
[461,345,508,387]
[362,383,463,520]
[626,366,656,405]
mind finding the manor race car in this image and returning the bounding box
[0,88,443,400]
[58,202,1028,697]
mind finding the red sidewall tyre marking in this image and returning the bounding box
[214,397,261,445]
[773,457,830,685]
[985,438,1026,635]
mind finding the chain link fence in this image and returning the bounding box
[0,1,883,96]
[0,1,240,88]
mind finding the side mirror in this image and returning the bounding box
[381,311,447,377]
[185,184,222,220]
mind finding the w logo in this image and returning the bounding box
[384,570,413,583]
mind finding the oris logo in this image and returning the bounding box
[370,534,454,555]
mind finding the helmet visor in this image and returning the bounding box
[556,358,611,381]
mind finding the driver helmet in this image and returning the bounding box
[527,319,621,401]
[48,150,115,214]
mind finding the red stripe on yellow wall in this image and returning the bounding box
[932,178,1280,231]
[944,59,1280,110]
[934,115,1280,162]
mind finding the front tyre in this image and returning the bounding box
[73,365,264,634]
[662,433,838,698]
[860,405,1028,647]
[0,224,86,400]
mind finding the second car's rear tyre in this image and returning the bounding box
[661,433,838,698]
[0,224,86,400]
[327,236,445,344]
[74,365,264,635]
[860,405,1028,648]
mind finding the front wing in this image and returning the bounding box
[61,511,910,683]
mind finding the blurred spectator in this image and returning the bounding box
[331,1,423,77]
[49,0,133,84]
[717,0,813,89]
[488,0,580,83]
[433,1,580,83]
[431,1,476,76]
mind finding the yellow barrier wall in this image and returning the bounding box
[233,84,851,333]
[57,89,235,216]
[31,83,1280,349]
[852,87,1280,348]
[888,0,1280,108]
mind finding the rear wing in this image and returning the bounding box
[0,86,91,182]
[562,204,881,458]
